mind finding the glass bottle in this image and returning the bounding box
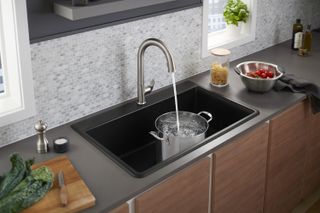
[303,24,312,52]
[291,19,304,50]
[210,48,231,87]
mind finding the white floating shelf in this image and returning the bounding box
[54,0,175,21]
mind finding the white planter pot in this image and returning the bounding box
[226,24,242,36]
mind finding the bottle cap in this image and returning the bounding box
[296,19,301,23]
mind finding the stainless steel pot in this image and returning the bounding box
[150,111,212,160]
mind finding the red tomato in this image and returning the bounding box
[267,71,274,78]
[255,70,262,75]
[260,73,267,78]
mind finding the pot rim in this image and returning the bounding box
[154,111,210,138]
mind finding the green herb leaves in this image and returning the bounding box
[223,0,249,26]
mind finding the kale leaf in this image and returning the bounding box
[0,154,53,213]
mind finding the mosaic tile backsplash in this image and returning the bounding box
[0,0,320,147]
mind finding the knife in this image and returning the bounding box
[58,170,68,206]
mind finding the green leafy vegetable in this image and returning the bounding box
[0,154,53,213]
[223,0,250,26]
[0,154,33,199]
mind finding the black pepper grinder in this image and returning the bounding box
[35,120,49,154]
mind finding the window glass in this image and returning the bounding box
[208,0,227,33]
[0,0,35,127]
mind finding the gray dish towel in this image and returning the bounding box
[274,74,320,114]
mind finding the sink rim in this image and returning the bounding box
[71,80,259,177]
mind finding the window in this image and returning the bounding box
[0,0,35,127]
[202,0,257,57]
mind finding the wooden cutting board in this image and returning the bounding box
[22,156,96,213]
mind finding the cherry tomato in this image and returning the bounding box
[267,71,274,78]
[255,70,262,75]
[260,73,267,78]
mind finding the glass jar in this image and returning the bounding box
[210,48,231,87]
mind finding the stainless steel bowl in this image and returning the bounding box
[234,61,283,93]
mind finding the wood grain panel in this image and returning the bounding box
[108,203,129,213]
[264,101,309,213]
[212,123,269,213]
[23,156,95,213]
[135,157,210,213]
[302,106,320,198]
[306,197,320,213]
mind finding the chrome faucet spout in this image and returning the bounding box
[137,38,176,105]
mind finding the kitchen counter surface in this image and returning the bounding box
[0,33,319,213]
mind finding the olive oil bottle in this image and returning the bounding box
[291,19,303,50]
[303,24,312,52]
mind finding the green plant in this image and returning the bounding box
[0,153,53,213]
[223,0,249,26]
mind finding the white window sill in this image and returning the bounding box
[208,30,254,50]
[202,30,255,58]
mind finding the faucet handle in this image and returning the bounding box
[145,79,155,95]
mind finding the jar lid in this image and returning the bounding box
[53,137,69,153]
[210,48,231,56]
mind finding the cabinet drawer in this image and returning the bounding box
[135,157,210,213]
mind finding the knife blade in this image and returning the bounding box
[58,170,68,206]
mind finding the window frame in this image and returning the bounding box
[0,0,35,127]
[202,0,257,58]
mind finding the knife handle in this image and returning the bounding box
[60,184,68,206]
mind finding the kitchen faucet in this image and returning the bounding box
[137,38,176,105]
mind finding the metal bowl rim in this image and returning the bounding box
[235,61,283,81]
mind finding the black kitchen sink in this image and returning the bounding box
[72,81,258,177]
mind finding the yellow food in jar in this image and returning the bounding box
[211,63,228,85]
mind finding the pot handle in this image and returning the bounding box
[149,131,164,141]
[234,66,241,75]
[198,111,213,123]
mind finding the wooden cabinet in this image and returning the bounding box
[109,100,319,213]
[302,106,320,198]
[264,101,310,213]
[212,123,269,213]
[108,203,129,213]
[135,157,210,213]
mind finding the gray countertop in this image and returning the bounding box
[0,33,319,213]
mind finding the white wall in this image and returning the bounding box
[0,0,319,147]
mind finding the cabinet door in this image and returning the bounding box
[108,203,129,213]
[264,101,309,213]
[302,106,320,198]
[212,123,269,213]
[135,157,210,213]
